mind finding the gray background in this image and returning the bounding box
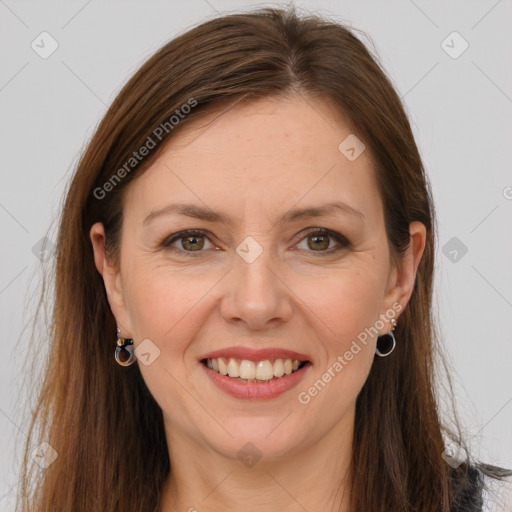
[1,0,511,508]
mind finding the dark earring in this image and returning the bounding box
[115,327,136,366]
[375,318,397,357]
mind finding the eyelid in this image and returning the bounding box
[161,229,217,255]
[161,227,350,256]
[294,227,351,252]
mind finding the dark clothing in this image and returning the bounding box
[450,464,484,512]
[451,462,512,512]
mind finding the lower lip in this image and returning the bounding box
[201,361,312,400]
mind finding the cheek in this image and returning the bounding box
[294,267,385,347]
[122,262,220,342]
[292,267,384,397]
[307,272,382,394]
[292,270,383,436]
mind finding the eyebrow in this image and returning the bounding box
[142,200,365,226]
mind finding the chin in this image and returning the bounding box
[207,418,305,461]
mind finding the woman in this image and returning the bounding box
[17,7,511,512]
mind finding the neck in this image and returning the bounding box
[159,408,354,512]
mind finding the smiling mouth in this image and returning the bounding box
[201,357,309,383]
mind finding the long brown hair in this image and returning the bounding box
[16,6,510,511]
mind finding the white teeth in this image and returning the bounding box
[256,360,274,380]
[227,358,240,378]
[218,358,228,375]
[239,360,255,379]
[205,357,304,382]
[273,359,284,378]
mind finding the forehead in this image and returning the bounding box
[124,94,382,227]
[159,94,360,167]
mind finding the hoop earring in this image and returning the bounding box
[115,327,136,366]
[375,318,397,357]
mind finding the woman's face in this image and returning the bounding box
[91,94,425,463]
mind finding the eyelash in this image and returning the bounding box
[160,228,351,258]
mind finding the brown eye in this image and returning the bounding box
[296,229,350,254]
[181,234,205,251]
[162,228,349,258]
[307,233,330,251]
[162,230,214,256]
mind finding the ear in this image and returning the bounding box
[379,221,427,330]
[89,222,134,336]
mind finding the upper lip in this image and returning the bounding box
[200,346,311,363]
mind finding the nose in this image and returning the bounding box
[219,245,293,331]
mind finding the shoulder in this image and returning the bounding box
[449,462,512,512]
[450,463,485,511]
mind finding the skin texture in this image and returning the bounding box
[90,94,426,512]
